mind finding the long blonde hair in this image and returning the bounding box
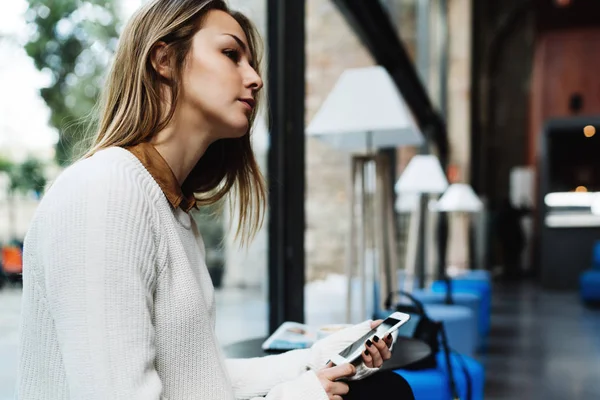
[83,0,266,245]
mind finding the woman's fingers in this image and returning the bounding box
[331,382,350,396]
[361,347,373,368]
[370,319,383,330]
[321,363,355,381]
[366,339,383,367]
[317,364,353,399]
[384,333,394,348]
[372,335,392,362]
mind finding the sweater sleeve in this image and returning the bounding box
[226,350,328,400]
[38,166,164,399]
[226,321,389,399]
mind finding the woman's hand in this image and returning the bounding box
[315,362,356,400]
[308,319,396,381]
[360,320,394,368]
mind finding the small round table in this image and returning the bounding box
[223,336,432,371]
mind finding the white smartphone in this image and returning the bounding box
[329,312,410,366]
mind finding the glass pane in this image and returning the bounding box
[214,0,269,346]
[305,0,377,328]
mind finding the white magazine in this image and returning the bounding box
[261,322,317,351]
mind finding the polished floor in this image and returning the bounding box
[482,280,600,400]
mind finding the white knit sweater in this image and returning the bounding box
[16,147,377,400]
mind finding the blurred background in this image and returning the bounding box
[1,0,600,398]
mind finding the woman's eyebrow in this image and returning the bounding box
[222,33,253,63]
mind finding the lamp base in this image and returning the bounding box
[345,154,399,322]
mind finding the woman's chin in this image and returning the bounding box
[224,119,250,138]
[210,115,250,140]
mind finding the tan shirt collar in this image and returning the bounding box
[125,142,197,212]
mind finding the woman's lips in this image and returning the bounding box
[239,98,255,111]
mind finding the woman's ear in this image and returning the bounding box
[150,42,172,80]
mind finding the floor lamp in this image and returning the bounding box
[306,66,425,322]
[346,152,400,321]
[395,155,449,291]
[433,183,483,277]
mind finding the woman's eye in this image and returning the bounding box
[224,49,240,63]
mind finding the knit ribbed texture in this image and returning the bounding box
[15,147,329,400]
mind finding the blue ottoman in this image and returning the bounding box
[411,289,485,350]
[424,304,477,357]
[455,270,492,282]
[580,270,600,303]
[395,352,485,400]
[431,279,491,336]
[593,241,600,269]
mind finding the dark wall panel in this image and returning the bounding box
[529,28,600,165]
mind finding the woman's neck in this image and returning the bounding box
[151,117,213,186]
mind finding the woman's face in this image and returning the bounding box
[180,10,262,139]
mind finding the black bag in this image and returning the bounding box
[344,371,415,400]
[384,290,471,400]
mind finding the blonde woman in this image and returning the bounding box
[16,1,396,399]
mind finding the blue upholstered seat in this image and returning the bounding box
[580,269,600,303]
[431,278,492,336]
[394,352,485,400]
[411,289,485,350]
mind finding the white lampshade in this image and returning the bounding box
[306,66,425,151]
[434,183,483,212]
[395,155,448,194]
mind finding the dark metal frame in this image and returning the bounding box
[266,0,306,333]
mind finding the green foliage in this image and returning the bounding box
[13,158,47,195]
[0,157,17,193]
[23,0,121,165]
[0,156,47,195]
[192,202,226,271]
[193,204,225,247]
[0,157,14,175]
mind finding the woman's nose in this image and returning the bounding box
[244,66,263,92]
